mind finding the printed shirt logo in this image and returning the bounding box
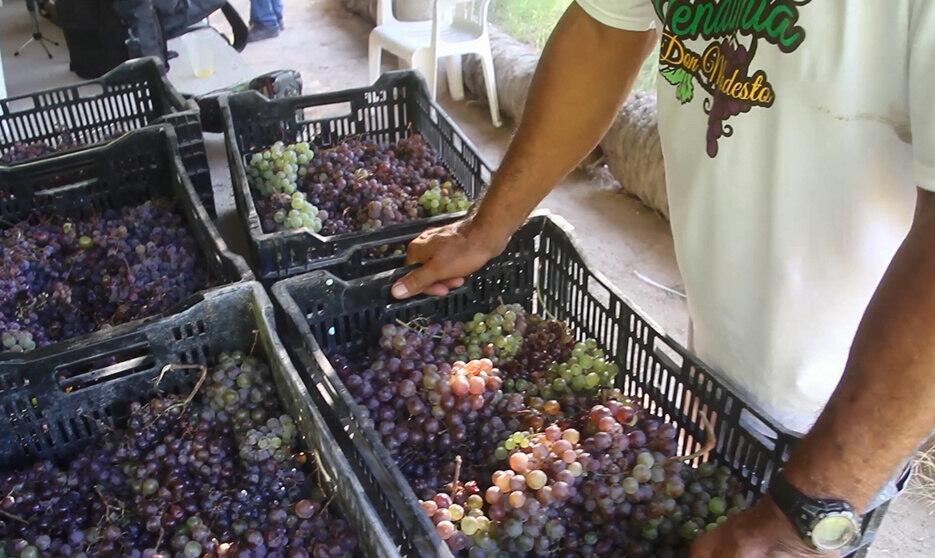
[653,0,810,157]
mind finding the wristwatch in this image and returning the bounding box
[768,471,862,551]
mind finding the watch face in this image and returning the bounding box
[811,514,860,551]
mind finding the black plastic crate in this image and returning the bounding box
[0,124,252,356]
[0,281,400,557]
[272,214,895,558]
[0,57,214,215]
[221,70,493,284]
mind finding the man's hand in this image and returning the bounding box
[391,218,503,299]
[691,496,832,558]
[389,3,656,301]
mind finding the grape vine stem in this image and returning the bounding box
[0,508,27,524]
[155,363,209,409]
[447,455,463,495]
[665,410,716,464]
[535,288,557,320]
[147,363,209,427]
[94,485,126,526]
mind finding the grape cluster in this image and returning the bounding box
[420,458,498,554]
[500,317,575,391]
[0,320,38,353]
[542,340,619,398]
[0,199,207,354]
[484,425,589,555]
[246,142,323,233]
[336,305,753,557]
[418,181,471,217]
[0,352,358,557]
[0,126,124,165]
[0,141,56,165]
[459,305,528,364]
[246,135,471,236]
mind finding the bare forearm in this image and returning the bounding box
[472,3,655,246]
[785,188,935,510]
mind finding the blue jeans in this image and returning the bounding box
[250,0,283,28]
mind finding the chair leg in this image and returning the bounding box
[445,55,464,101]
[480,53,503,127]
[368,34,383,84]
[412,50,438,100]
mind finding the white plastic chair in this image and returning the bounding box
[369,0,502,127]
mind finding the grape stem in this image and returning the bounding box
[664,410,716,464]
[0,508,27,524]
[154,523,166,553]
[94,485,126,527]
[447,455,463,495]
[154,363,209,412]
[249,329,260,356]
[534,288,557,320]
[395,316,431,333]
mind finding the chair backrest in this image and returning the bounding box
[375,0,392,26]
[376,0,491,43]
[432,0,490,44]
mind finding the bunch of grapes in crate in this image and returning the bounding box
[0,126,125,165]
[245,135,471,236]
[333,305,749,557]
[0,200,207,355]
[0,352,358,558]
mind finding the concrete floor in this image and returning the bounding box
[0,0,932,554]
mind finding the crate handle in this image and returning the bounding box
[75,83,106,100]
[379,264,472,303]
[56,343,156,393]
[737,408,782,451]
[32,176,98,198]
[299,102,353,122]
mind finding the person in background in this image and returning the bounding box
[248,0,283,42]
[392,1,935,557]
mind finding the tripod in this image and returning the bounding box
[14,0,59,59]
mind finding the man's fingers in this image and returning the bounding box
[423,283,451,297]
[391,261,448,299]
[444,277,465,289]
[405,227,443,265]
[405,239,428,265]
[392,276,464,299]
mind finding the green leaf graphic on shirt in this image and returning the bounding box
[660,67,694,104]
[660,66,684,85]
[675,75,694,104]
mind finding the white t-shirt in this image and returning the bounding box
[577,0,935,433]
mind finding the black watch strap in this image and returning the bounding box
[768,471,859,548]
[769,472,810,531]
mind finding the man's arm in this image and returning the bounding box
[391,2,656,299]
[785,188,935,504]
[693,188,935,557]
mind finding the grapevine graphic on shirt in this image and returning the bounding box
[652,0,811,157]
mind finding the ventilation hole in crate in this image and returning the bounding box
[54,419,69,443]
[200,345,215,366]
[738,409,778,451]
[81,414,102,438]
[653,337,684,371]
[26,431,42,453]
[171,326,183,340]
[40,421,54,447]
